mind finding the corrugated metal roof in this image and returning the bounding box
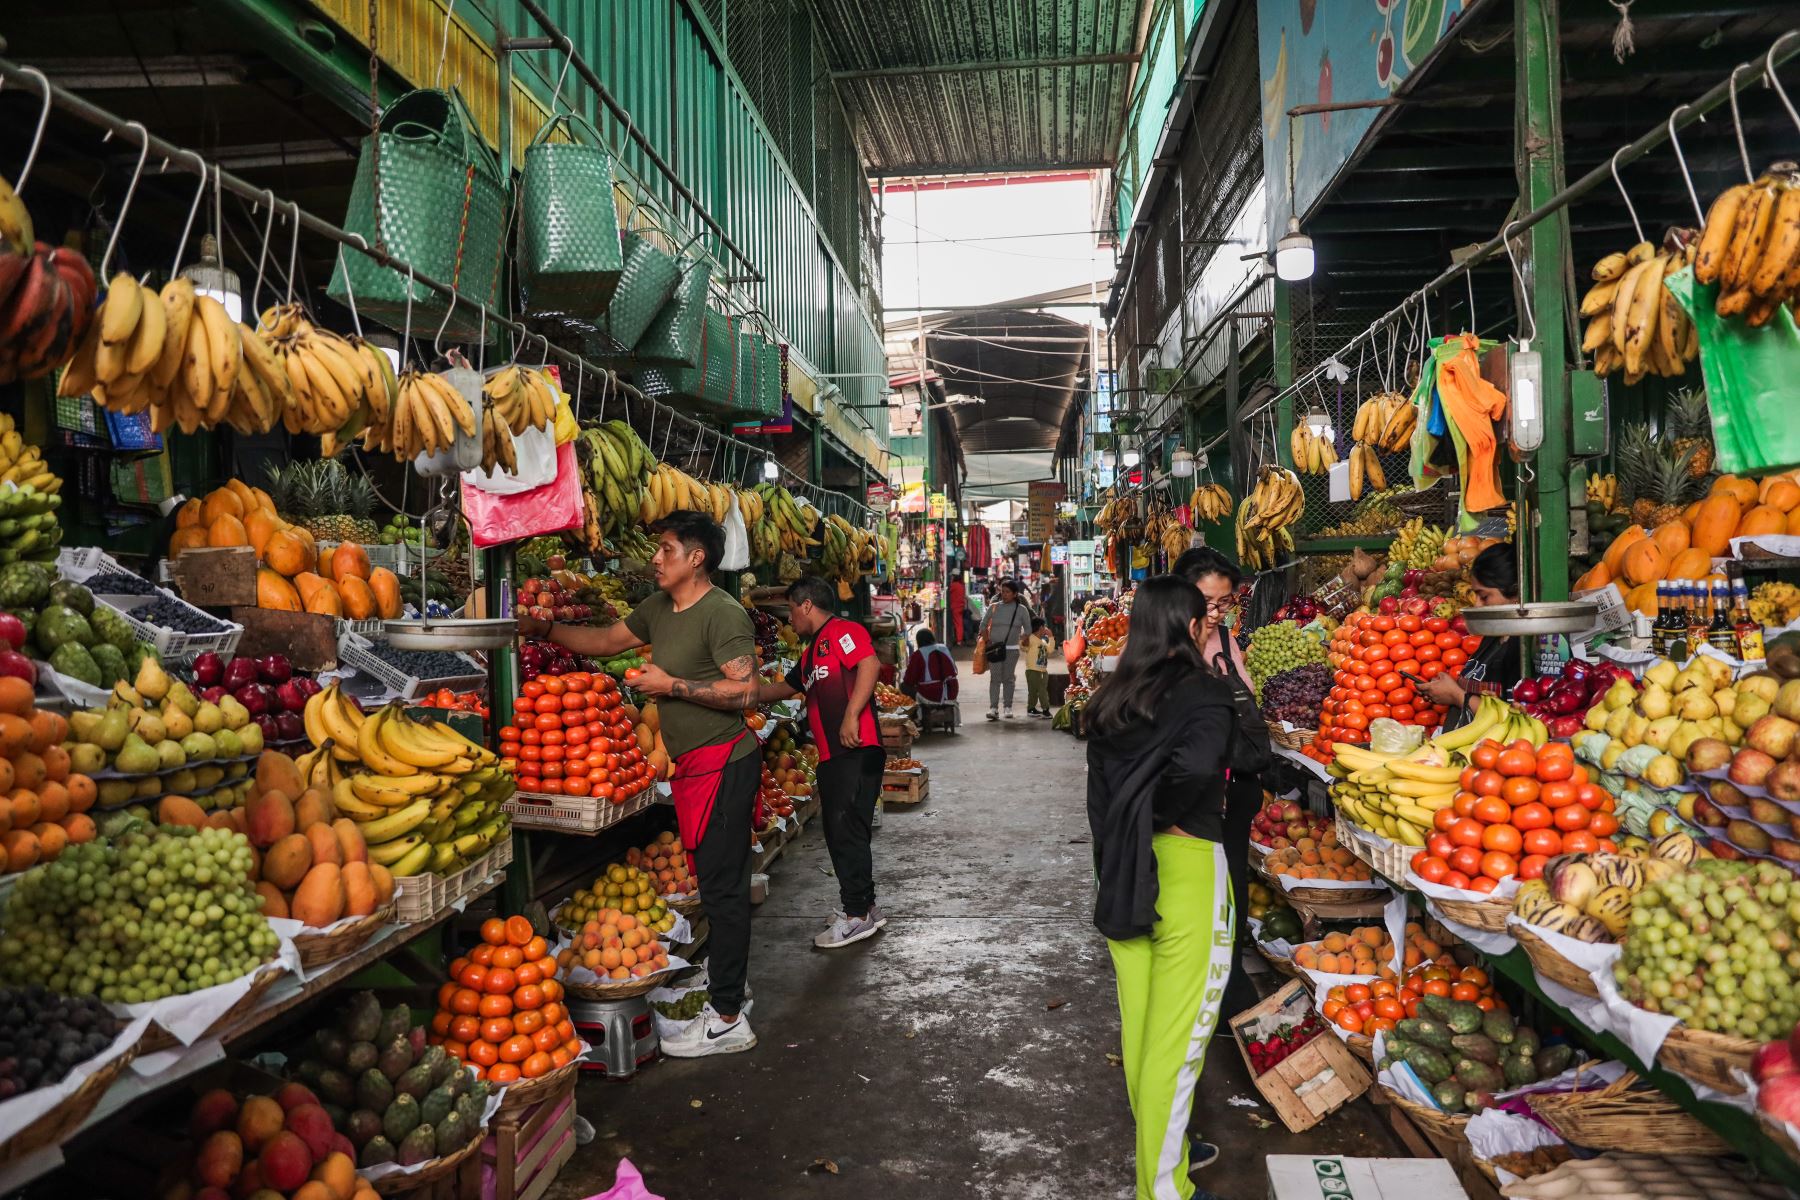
[811,0,1147,175]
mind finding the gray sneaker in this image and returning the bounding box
[814,908,885,948]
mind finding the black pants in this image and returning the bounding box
[692,749,760,1017]
[816,745,882,916]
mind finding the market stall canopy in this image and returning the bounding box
[812,0,1148,175]
[921,309,1093,456]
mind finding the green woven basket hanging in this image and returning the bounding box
[517,112,623,322]
[633,257,711,368]
[328,89,505,343]
[639,309,739,409]
[585,214,682,358]
[753,334,783,417]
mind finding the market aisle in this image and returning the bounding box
[548,666,1401,1200]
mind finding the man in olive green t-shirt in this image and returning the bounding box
[520,511,761,1057]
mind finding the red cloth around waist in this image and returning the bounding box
[668,731,751,850]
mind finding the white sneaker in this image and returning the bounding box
[986,710,999,721]
[661,1004,757,1057]
[1003,707,1015,719]
[815,907,885,948]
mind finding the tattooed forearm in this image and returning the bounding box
[668,655,760,711]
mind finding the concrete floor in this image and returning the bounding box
[548,669,1403,1200]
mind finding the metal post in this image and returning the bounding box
[1517,0,1571,601]
[1273,280,1296,474]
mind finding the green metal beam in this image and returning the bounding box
[198,0,400,120]
[832,53,1140,81]
[1517,0,1571,601]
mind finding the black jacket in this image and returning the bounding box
[1086,670,1236,941]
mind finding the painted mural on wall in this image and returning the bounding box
[1258,0,1471,250]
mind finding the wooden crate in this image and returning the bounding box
[229,607,340,670]
[1227,978,1370,1132]
[879,717,918,752]
[881,768,929,807]
[480,1079,576,1200]
[170,546,259,606]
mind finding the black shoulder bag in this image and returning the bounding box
[1210,648,1272,777]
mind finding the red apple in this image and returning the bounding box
[1754,1039,1798,1083]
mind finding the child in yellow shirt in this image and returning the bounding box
[1022,617,1055,718]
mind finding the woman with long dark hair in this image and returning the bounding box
[1087,575,1238,1199]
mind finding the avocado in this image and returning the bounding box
[1534,1044,1574,1078]
[360,1135,397,1168]
[382,1093,421,1143]
[355,1068,395,1114]
[398,1125,438,1167]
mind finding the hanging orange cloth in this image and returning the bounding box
[1435,333,1508,512]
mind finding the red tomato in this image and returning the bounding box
[1434,806,1460,833]
[1424,616,1450,633]
[1427,832,1455,859]
[1552,803,1591,832]
[1518,853,1549,880]
[1448,819,1486,848]
[1480,851,1518,881]
[1442,870,1472,890]
[1511,802,1553,830]
[1496,747,1538,777]
[1521,828,1563,856]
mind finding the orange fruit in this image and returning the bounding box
[481,918,508,945]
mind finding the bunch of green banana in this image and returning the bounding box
[819,513,879,596]
[1235,466,1303,571]
[745,482,819,564]
[303,683,513,877]
[578,420,653,541]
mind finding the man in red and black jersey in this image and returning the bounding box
[754,575,888,949]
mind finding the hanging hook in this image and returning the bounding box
[401,265,416,371]
[535,333,551,368]
[1767,32,1800,133]
[1728,63,1757,182]
[250,189,278,317]
[8,67,53,196]
[98,121,151,279]
[432,287,459,360]
[549,36,576,117]
[476,304,487,371]
[1667,104,1706,225]
[285,201,302,305]
[1609,147,1646,244]
[1501,220,1539,345]
[434,0,458,89]
[338,234,369,339]
[169,149,210,276]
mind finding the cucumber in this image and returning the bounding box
[1395,1017,1454,1050]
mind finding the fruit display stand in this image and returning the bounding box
[880,764,930,808]
[340,635,487,703]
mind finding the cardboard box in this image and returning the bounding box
[1266,1155,1468,1200]
[170,546,259,607]
[1229,979,1370,1133]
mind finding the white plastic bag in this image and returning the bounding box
[720,494,750,571]
[462,422,557,494]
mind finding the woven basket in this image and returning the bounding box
[518,114,623,320]
[368,1131,483,1195]
[1253,941,1300,979]
[1512,925,1601,998]
[490,1055,581,1121]
[1269,726,1316,752]
[1385,1086,1471,1143]
[1433,895,1514,933]
[1525,1067,1732,1154]
[565,969,681,1001]
[0,1041,136,1164]
[1282,883,1389,905]
[294,906,393,971]
[586,229,681,355]
[666,894,703,918]
[633,258,710,368]
[1656,1025,1758,1095]
[138,966,282,1055]
[1345,1032,1374,1064]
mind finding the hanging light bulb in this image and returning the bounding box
[762,457,780,481]
[1170,446,1196,478]
[178,233,243,323]
[1302,408,1334,442]
[1509,341,1544,452]
[1121,449,1141,468]
[1275,217,1315,282]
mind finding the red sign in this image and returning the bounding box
[866,481,892,507]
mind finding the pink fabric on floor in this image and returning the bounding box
[584,1158,664,1200]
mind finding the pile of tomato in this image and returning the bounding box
[1408,739,1621,891]
[427,915,580,1083]
[499,671,656,803]
[1306,611,1475,760]
[1321,962,1505,1036]
[420,688,488,717]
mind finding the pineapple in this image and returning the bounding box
[262,458,381,543]
[1666,388,1715,479]
[1617,422,1702,527]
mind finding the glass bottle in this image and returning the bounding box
[1682,581,1707,660]
[1651,583,1674,655]
[1664,582,1690,661]
[1707,579,1737,654]
[1733,576,1766,663]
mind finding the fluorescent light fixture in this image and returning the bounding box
[1275,217,1315,282]
[178,234,243,323]
[1302,409,1334,441]
[1508,342,1544,453]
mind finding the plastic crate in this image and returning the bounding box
[503,788,654,835]
[97,593,242,666]
[390,834,514,923]
[336,617,386,639]
[339,633,485,700]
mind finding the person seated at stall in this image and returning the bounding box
[1421,542,1524,719]
[902,629,960,706]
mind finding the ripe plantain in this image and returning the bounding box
[1695,183,1750,284]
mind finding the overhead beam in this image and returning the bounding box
[34,54,250,89]
[833,53,1139,81]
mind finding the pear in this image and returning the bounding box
[225,759,250,780]
[135,711,168,746]
[1673,665,1710,694]
[97,778,137,807]
[160,700,194,740]
[69,710,104,742]
[1645,753,1684,789]
[1585,703,1610,732]
[180,731,218,761]
[165,681,199,718]
[1774,678,1800,723]
[1644,660,1680,690]
[192,701,223,735]
[165,768,198,796]
[1677,791,1699,823]
[1622,712,1651,748]
[1604,678,1638,710]
[1605,705,1633,740]
[213,727,244,758]
[155,739,186,770]
[237,721,265,757]
[1637,684,1673,720]
[112,682,141,707]
[115,732,160,775]
[1696,655,1733,692]
[1674,690,1718,722]
[1668,722,1705,761]
[1722,717,1745,745]
[1713,686,1739,714]
[194,764,225,790]
[69,742,106,775]
[1740,673,1781,705]
[94,706,130,753]
[217,695,250,732]
[1601,741,1628,770]
[1643,715,1682,751]
[134,656,171,703]
[1735,692,1773,728]
[133,775,162,798]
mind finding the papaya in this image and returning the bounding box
[1571,561,1611,593]
[206,514,248,548]
[264,528,315,577]
[1620,537,1667,587]
[1711,474,1759,506]
[1765,478,1800,513]
[369,568,403,619]
[1665,547,1712,580]
[1690,494,1742,557]
[1649,521,1689,557]
[1739,504,1786,537]
[1600,525,1646,577]
[292,862,345,926]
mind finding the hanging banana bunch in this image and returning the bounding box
[256,303,396,449]
[1235,466,1303,571]
[1581,234,1700,382]
[1585,473,1620,512]
[481,364,559,436]
[1695,164,1800,326]
[1346,442,1388,501]
[1352,391,1416,452]
[577,419,653,547]
[819,514,878,599]
[747,482,821,561]
[641,462,732,524]
[1190,482,1233,523]
[1289,423,1339,475]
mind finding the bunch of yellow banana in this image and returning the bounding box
[1096,491,1133,534]
[59,274,289,436]
[252,303,398,450]
[1585,472,1620,512]
[820,513,878,594]
[1236,467,1303,571]
[382,369,476,461]
[1190,482,1233,522]
[579,420,652,540]
[478,402,518,474]
[0,414,59,493]
[745,482,820,563]
[1352,392,1416,451]
[1581,239,1699,381]
[480,364,558,436]
[1289,424,1339,475]
[734,485,765,527]
[640,462,732,524]
[303,683,513,877]
[1347,442,1387,500]
[1695,167,1800,326]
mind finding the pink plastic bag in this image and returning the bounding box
[461,441,582,548]
[582,1158,664,1200]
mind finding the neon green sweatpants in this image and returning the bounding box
[1107,835,1235,1200]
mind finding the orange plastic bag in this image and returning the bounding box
[1436,334,1508,512]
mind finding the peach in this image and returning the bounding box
[190,1088,240,1138]
[284,1103,336,1162]
[236,1094,285,1153]
[197,1130,244,1188]
[257,1130,313,1192]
